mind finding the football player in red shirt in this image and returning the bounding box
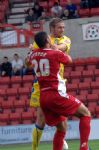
[29,31,91,150]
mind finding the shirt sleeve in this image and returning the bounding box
[57,50,71,65]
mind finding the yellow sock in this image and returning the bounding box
[32,126,43,150]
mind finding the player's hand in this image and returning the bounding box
[29,44,33,50]
[51,44,59,50]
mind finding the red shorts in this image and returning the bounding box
[40,90,81,126]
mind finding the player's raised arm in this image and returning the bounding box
[58,50,72,64]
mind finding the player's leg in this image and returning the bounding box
[53,121,66,150]
[42,92,90,150]
[32,107,45,150]
[74,103,91,150]
[56,120,68,150]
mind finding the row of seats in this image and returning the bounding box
[0,80,99,98]
[39,1,99,18]
[0,108,36,126]
[79,8,99,18]
[0,70,99,89]
[37,1,99,18]
[37,0,81,10]
[0,75,34,89]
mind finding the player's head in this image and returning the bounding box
[49,18,65,38]
[34,31,50,48]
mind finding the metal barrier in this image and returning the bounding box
[0,22,44,48]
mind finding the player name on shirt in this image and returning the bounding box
[31,51,47,58]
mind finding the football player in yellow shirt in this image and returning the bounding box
[30,18,71,150]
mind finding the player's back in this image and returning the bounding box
[30,48,70,92]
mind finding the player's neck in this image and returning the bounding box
[51,33,61,38]
[43,43,50,49]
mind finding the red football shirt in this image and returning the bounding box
[29,48,70,97]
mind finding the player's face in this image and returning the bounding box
[53,22,65,38]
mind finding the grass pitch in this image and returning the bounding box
[0,140,98,150]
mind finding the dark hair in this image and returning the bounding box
[49,18,64,29]
[54,2,59,6]
[34,31,48,48]
[4,56,8,59]
[14,53,19,57]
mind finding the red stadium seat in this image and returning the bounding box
[73,58,86,65]
[0,97,3,106]
[18,87,30,99]
[22,75,34,87]
[10,112,21,125]
[96,106,99,115]
[6,88,18,95]
[85,57,98,64]
[91,81,99,89]
[68,91,76,97]
[18,87,31,99]
[71,78,80,84]
[0,77,10,89]
[82,70,94,78]
[25,99,30,107]
[82,70,94,83]
[92,89,99,95]
[1,99,14,109]
[78,82,91,95]
[78,9,90,18]
[67,83,78,91]
[76,94,87,104]
[64,65,73,72]
[85,57,98,71]
[15,108,25,113]
[13,99,26,108]
[87,94,98,103]
[0,113,10,125]
[90,8,99,17]
[79,82,90,90]
[94,69,99,77]
[0,89,7,99]
[83,77,93,83]
[87,64,96,71]
[64,72,70,80]
[21,111,34,124]
[11,76,22,88]
[95,76,99,81]
[70,71,82,79]
[88,102,97,108]
[0,76,10,84]
[22,75,34,82]
[88,105,96,117]
[74,65,85,71]
[6,88,18,99]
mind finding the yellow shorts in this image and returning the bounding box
[30,79,40,107]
